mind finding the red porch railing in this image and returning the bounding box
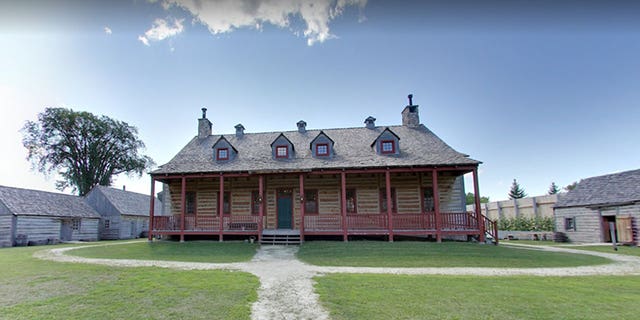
[393,213,436,230]
[304,215,342,231]
[152,215,261,233]
[222,215,261,231]
[346,214,388,230]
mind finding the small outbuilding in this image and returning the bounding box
[85,185,160,240]
[554,169,639,244]
[0,185,100,247]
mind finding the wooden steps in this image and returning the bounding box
[260,229,301,245]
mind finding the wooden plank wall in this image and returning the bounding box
[15,216,61,244]
[71,218,99,241]
[100,215,121,240]
[0,215,13,247]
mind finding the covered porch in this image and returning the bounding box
[148,166,497,243]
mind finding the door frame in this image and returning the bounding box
[276,188,293,229]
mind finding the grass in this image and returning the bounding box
[316,274,640,320]
[0,244,259,320]
[297,241,610,267]
[569,245,640,257]
[501,239,563,246]
[69,240,258,263]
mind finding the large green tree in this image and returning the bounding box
[508,179,527,199]
[22,107,155,196]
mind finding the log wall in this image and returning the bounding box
[164,171,467,230]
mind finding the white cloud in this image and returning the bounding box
[138,17,185,46]
[158,0,367,46]
[104,26,113,35]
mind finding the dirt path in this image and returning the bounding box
[34,242,640,320]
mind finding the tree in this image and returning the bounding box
[508,179,527,199]
[465,192,489,205]
[565,181,578,191]
[22,107,155,196]
[548,182,560,195]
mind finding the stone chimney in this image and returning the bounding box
[297,120,307,133]
[198,107,212,139]
[235,124,245,138]
[401,94,420,127]
[364,116,376,129]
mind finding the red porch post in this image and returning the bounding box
[258,175,264,242]
[473,167,486,242]
[148,176,155,242]
[385,170,394,242]
[299,174,305,243]
[341,171,348,242]
[219,174,224,242]
[180,176,186,242]
[432,170,442,242]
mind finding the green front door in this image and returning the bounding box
[277,189,293,229]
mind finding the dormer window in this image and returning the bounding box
[316,144,329,156]
[310,131,335,158]
[276,146,289,158]
[271,133,294,160]
[381,140,395,154]
[371,128,400,156]
[216,148,229,160]
[212,135,237,162]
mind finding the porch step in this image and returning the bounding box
[260,233,301,245]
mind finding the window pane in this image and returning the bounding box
[317,144,328,155]
[305,190,318,213]
[252,191,261,215]
[186,192,195,214]
[423,188,434,212]
[276,146,288,157]
[217,148,228,159]
[346,189,356,213]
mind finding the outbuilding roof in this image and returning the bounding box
[153,124,480,175]
[0,185,100,218]
[91,185,159,216]
[555,169,640,208]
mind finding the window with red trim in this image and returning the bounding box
[216,191,231,214]
[304,189,319,214]
[379,188,397,213]
[185,191,196,214]
[216,148,229,160]
[346,188,357,214]
[251,190,262,215]
[422,187,435,212]
[316,143,329,156]
[275,145,288,158]
[381,140,395,154]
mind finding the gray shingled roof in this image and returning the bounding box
[0,185,100,218]
[555,169,640,208]
[153,124,480,174]
[93,185,159,216]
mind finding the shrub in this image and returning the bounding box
[497,216,555,231]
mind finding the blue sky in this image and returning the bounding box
[1,0,639,201]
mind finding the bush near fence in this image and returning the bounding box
[497,216,555,231]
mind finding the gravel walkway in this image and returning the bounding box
[34,242,640,320]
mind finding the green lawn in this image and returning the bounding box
[297,241,610,267]
[570,245,640,257]
[0,244,259,320]
[69,240,258,263]
[316,274,640,320]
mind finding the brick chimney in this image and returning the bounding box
[364,116,376,129]
[235,123,245,138]
[198,107,212,139]
[401,94,420,127]
[297,120,307,133]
